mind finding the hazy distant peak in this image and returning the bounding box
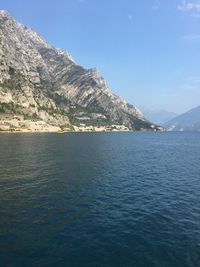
[165,106,200,131]
[140,106,178,125]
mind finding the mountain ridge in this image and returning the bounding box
[0,10,160,131]
[165,106,200,131]
[140,107,178,125]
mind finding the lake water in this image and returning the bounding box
[0,132,200,267]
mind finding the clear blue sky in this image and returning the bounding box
[1,0,200,113]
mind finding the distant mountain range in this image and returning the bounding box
[0,10,160,131]
[140,107,178,125]
[164,106,200,131]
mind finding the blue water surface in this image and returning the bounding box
[0,132,200,267]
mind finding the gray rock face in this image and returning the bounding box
[0,10,158,130]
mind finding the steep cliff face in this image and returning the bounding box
[0,10,158,130]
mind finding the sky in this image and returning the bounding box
[1,0,200,113]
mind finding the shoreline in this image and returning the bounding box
[0,130,132,134]
[0,129,165,134]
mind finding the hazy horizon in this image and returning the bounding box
[1,0,200,114]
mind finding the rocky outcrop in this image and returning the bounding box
[0,10,159,130]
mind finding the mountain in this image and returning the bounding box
[140,107,178,125]
[0,10,159,131]
[164,106,200,131]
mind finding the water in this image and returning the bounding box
[0,132,200,267]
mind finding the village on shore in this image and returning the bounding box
[0,113,133,133]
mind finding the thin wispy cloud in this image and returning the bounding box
[178,0,200,17]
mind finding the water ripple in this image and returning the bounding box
[0,132,200,267]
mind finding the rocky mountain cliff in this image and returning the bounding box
[0,10,159,131]
[165,106,200,131]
